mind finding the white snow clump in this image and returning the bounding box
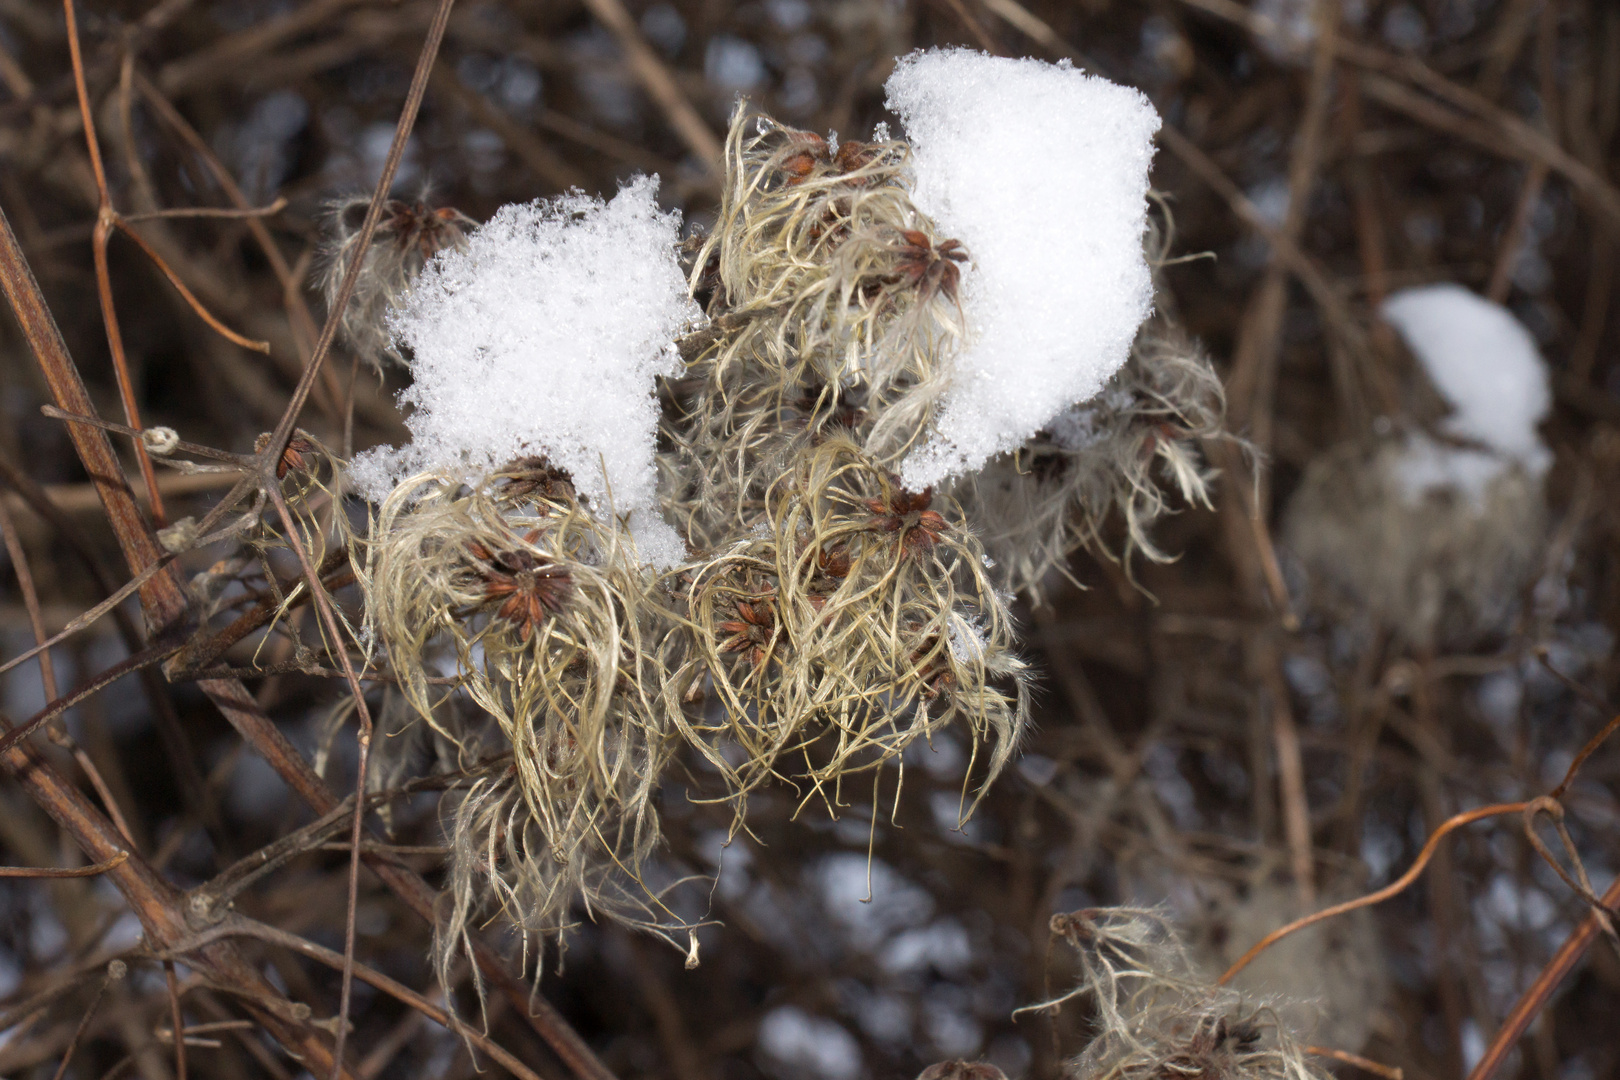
[348,176,698,567]
[884,49,1161,490]
[1380,283,1552,503]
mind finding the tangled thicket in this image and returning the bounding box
[352,103,1223,985]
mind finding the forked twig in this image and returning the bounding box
[61,0,166,525]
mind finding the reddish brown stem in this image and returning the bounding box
[1467,873,1620,1080]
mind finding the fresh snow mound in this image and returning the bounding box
[884,49,1161,489]
[1380,284,1551,502]
[348,176,697,567]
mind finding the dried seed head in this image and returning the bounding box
[659,436,1029,819]
[318,196,476,370]
[1019,908,1328,1080]
[492,455,578,507]
[1281,429,1547,649]
[890,230,969,305]
[951,313,1226,600]
[862,484,949,553]
[359,467,686,986]
[463,533,574,641]
[254,430,323,481]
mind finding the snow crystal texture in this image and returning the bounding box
[885,49,1161,489]
[349,177,697,567]
[1380,283,1551,502]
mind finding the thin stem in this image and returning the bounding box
[0,495,142,844]
[267,485,374,1079]
[223,917,547,1080]
[262,0,456,464]
[164,961,188,1080]
[123,197,287,222]
[0,557,181,682]
[1219,802,1530,984]
[50,962,122,1080]
[1550,711,1620,799]
[111,218,271,353]
[0,640,183,759]
[62,0,167,525]
[41,404,252,464]
[1305,1046,1404,1080]
[236,1,459,1061]
[1467,873,1620,1080]
[0,852,130,878]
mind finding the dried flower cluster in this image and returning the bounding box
[343,105,1224,987]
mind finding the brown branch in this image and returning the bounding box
[1467,872,1620,1080]
[0,639,182,759]
[1305,1046,1404,1080]
[0,450,224,848]
[0,210,189,627]
[2,180,357,1080]
[62,0,167,526]
[165,549,352,677]
[0,557,179,682]
[130,71,345,417]
[1172,0,1620,230]
[263,485,375,1080]
[0,489,140,846]
[110,217,271,353]
[194,675,621,1080]
[244,1,457,1068]
[122,197,287,222]
[1226,0,1347,447]
[163,961,188,1080]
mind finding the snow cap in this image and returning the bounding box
[884,49,1161,489]
[1381,283,1552,502]
[349,176,698,567]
